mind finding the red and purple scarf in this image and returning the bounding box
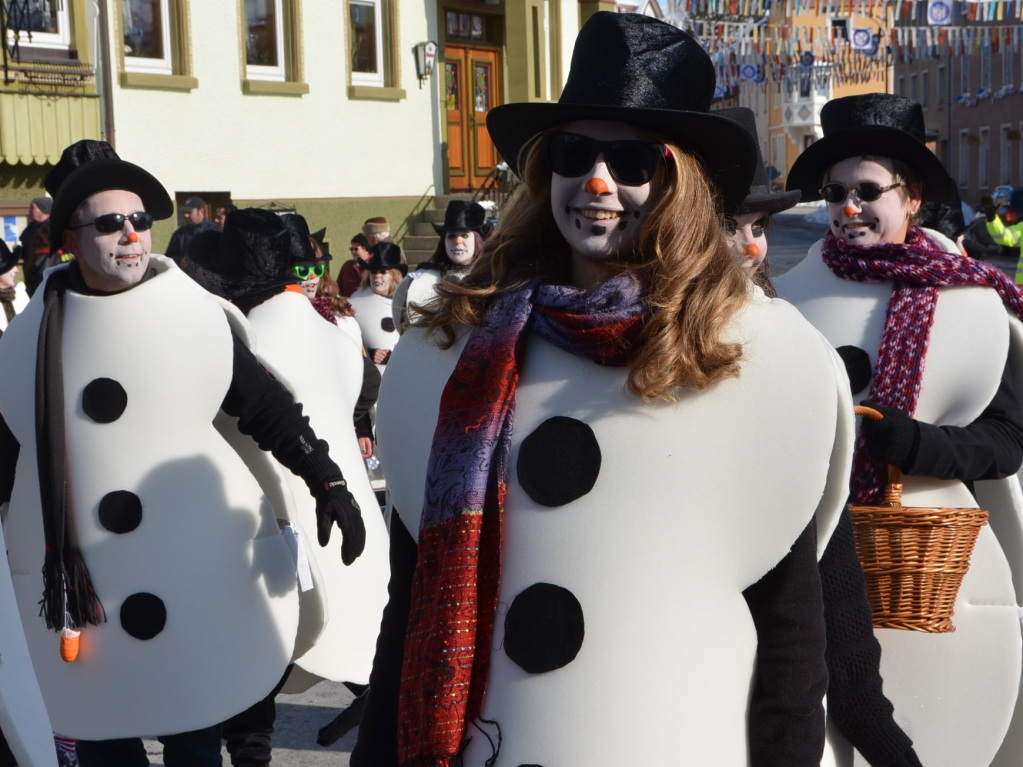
[398,270,648,766]
[822,226,1023,504]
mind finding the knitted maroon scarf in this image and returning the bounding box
[398,270,648,766]
[822,226,1023,503]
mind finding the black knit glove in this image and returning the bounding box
[314,478,366,565]
[891,746,924,767]
[980,195,998,222]
[860,402,919,467]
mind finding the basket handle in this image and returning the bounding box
[853,405,903,494]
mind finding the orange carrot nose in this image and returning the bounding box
[584,177,609,195]
[743,242,761,259]
[843,206,858,218]
[60,628,81,662]
[126,231,139,243]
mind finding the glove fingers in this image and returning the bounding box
[341,515,367,566]
[317,510,333,547]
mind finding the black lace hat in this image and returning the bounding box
[785,93,956,203]
[366,241,407,276]
[432,200,487,235]
[485,12,757,211]
[717,107,801,216]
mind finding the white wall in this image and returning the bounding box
[105,1,441,201]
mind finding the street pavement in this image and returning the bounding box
[141,205,1012,766]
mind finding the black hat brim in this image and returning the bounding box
[786,126,956,203]
[487,102,758,212]
[50,159,173,252]
[737,189,802,216]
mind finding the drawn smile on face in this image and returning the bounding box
[824,156,920,246]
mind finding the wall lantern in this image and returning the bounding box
[414,41,438,81]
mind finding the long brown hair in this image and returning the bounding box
[421,133,749,401]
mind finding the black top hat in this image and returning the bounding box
[485,12,756,211]
[366,241,407,276]
[786,93,956,203]
[717,107,801,216]
[277,213,317,264]
[185,208,305,313]
[49,157,173,253]
[432,200,487,235]
[44,140,121,197]
[0,239,16,275]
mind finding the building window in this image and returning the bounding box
[937,65,946,105]
[1004,50,1015,88]
[981,47,992,90]
[979,127,990,188]
[1000,125,1012,186]
[246,0,288,82]
[349,0,384,86]
[910,73,918,103]
[921,70,930,107]
[958,129,970,188]
[123,0,173,75]
[897,75,905,97]
[4,0,71,51]
[960,57,971,95]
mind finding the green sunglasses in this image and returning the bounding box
[290,263,325,279]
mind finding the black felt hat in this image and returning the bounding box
[44,139,121,197]
[309,227,332,261]
[485,12,756,211]
[278,213,317,264]
[0,239,16,275]
[366,241,407,276]
[431,200,487,235]
[717,107,801,216]
[786,93,956,203]
[185,208,304,312]
[50,156,173,253]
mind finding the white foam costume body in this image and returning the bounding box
[0,256,301,740]
[348,288,398,362]
[0,281,28,333]
[240,289,389,687]
[391,268,442,334]
[776,229,1023,767]
[376,289,853,765]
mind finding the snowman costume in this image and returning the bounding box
[778,92,1023,767]
[352,13,855,767]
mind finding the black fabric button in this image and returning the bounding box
[504,582,584,674]
[98,491,142,534]
[517,417,600,507]
[120,593,166,640]
[381,317,396,333]
[836,345,872,396]
[81,378,128,423]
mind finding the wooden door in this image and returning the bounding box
[444,45,500,192]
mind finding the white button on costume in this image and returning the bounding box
[376,291,853,765]
[777,230,1023,767]
[349,288,398,363]
[0,257,301,740]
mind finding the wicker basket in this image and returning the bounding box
[849,406,989,633]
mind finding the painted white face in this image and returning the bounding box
[65,189,151,293]
[726,211,770,272]
[291,262,321,298]
[825,156,920,246]
[445,230,476,267]
[550,120,664,287]
[0,265,17,289]
[370,270,395,297]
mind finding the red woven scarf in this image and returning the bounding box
[397,271,648,766]
[822,226,1023,503]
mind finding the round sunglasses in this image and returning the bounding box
[69,212,155,234]
[819,181,904,204]
[545,131,667,186]
[290,263,325,279]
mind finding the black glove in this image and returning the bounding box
[859,401,919,467]
[980,195,998,222]
[314,478,366,565]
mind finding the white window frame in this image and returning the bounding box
[999,124,1012,186]
[246,0,287,82]
[5,0,71,51]
[979,127,990,189]
[958,129,970,188]
[122,0,174,75]
[349,0,385,87]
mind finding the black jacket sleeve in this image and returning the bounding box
[350,511,417,767]
[902,357,1023,482]
[0,413,18,506]
[221,331,343,491]
[742,520,828,767]
[819,508,922,767]
[355,353,382,424]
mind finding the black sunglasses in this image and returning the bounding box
[291,263,325,279]
[69,212,155,234]
[819,181,904,204]
[545,131,667,186]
